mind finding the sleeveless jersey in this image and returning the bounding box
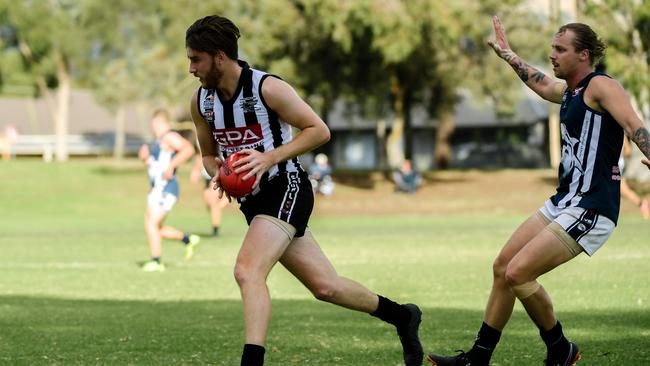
[551,72,623,223]
[197,60,304,183]
[147,136,179,197]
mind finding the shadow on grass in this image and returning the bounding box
[1,296,648,365]
[426,307,650,366]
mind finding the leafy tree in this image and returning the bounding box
[231,0,548,169]
[0,0,101,161]
[0,1,217,159]
[85,1,218,158]
[0,0,551,168]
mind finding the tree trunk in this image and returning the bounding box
[548,104,561,169]
[547,0,562,169]
[18,41,71,162]
[376,119,387,171]
[386,71,405,169]
[55,51,70,162]
[434,110,455,169]
[113,106,126,160]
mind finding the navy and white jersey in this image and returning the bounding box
[551,72,623,223]
[197,60,304,183]
[146,138,179,197]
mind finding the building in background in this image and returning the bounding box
[0,90,147,159]
[326,90,549,171]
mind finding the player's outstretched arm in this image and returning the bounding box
[167,132,196,168]
[632,127,650,169]
[591,76,650,169]
[488,15,565,103]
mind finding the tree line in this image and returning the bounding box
[0,0,648,170]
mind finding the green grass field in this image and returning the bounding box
[1,160,649,365]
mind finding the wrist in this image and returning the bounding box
[501,49,518,64]
[268,150,282,165]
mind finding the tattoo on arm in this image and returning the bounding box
[532,71,546,83]
[513,60,529,82]
[500,50,528,82]
[632,127,650,159]
[512,60,548,85]
[500,48,547,85]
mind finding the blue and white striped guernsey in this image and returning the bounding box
[197,60,304,181]
[147,136,179,197]
[552,72,624,223]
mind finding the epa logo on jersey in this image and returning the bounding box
[214,124,263,148]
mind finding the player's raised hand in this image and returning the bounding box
[487,15,514,60]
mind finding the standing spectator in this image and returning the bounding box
[2,125,19,161]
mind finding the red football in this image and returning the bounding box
[219,152,255,198]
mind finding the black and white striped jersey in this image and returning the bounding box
[552,72,624,224]
[197,60,304,180]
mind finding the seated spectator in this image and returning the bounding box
[2,125,18,161]
[393,159,421,194]
[309,153,335,196]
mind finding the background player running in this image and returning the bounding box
[139,109,200,271]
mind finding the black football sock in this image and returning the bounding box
[241,344,265,366]
[181,234,190,244]
[213,226,220,236]
[469,322,501,362]
[540,321,570,355]
[151,256,161,264]
[370,295,411,327]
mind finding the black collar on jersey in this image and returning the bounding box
[570,71,610,92]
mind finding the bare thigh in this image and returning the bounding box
[145,205,167,227]
[235,216,293,280]
[280,231,384,312]
[494,212,548,269]
[506,228,576,284]
[279,231,338,290]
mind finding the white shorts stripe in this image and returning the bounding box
[285,174,300,222]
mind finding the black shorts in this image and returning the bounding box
[239,170,314,237]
